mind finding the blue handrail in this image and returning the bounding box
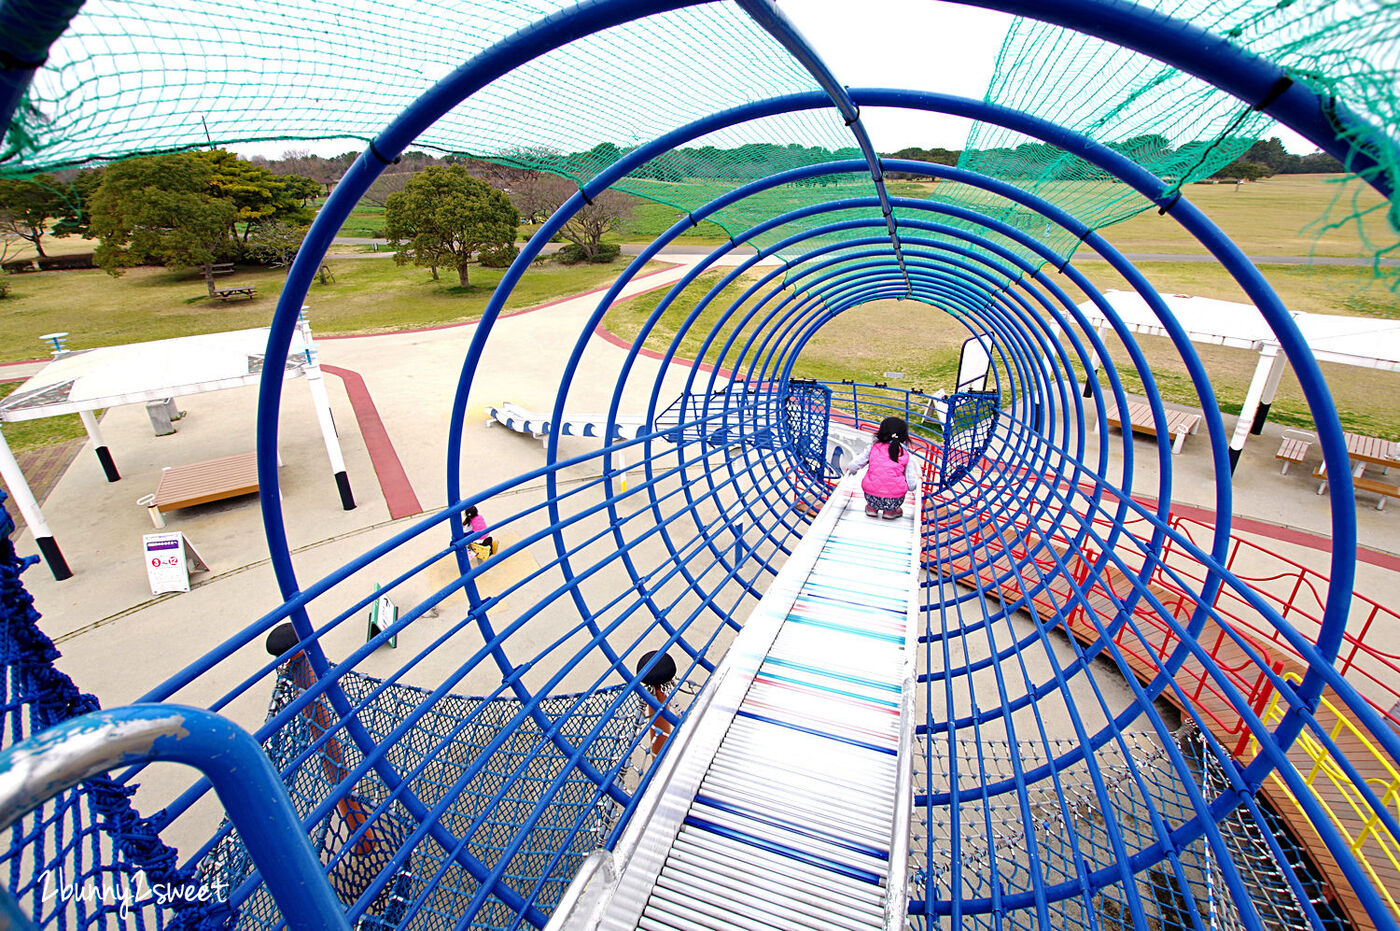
[0,706,349,931]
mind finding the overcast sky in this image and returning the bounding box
[230,0,1314,160]
[782,0,1013,151]
[782,0,1314,153]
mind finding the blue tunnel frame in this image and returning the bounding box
[220,0,1396,926]
[1,0,1397,927]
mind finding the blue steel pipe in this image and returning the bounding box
[0,705,349,931]
[215,0,1388,918]
[734,0,911,290]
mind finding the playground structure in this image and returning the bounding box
[0,1,1399,930]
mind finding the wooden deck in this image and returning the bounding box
[153,451,260,515]
[934,522,1398,930]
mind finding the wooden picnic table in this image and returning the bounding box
[1314,432,1400,509]
[1344,431,1400,469]
[1098,398,1201,455]
[1316,432,1400,478]
[143,452,260,526]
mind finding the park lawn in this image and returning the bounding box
[0,382,91,452]
[604,269,798,375]
[1095,173,1395,257]
[336,200,386,238]
[0,257,657,363]
[615,200,732,244]
[1066,259,1400,319]
[604,260,1400,440]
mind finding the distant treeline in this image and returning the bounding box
[886,136,1342,182]
[257,134,1342,189]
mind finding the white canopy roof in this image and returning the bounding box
[0,328,313,423]
[1076,290,1400,372]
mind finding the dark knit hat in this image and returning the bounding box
[635,650,676,687]
[265,622,302,657]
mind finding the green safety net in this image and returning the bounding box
[1,0,1397,280]
[961,0,1400,274]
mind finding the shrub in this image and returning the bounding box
[478,243,520,268]
[555,241,621,264]
[36,252,96,270]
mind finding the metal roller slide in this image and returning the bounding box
[550,473,923,931]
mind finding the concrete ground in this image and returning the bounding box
[4,251,1398,850]
[7,249,1397,701]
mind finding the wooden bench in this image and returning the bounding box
[1314,465,1399,510]
[1101,399,1201,454]
[142,452,260,525]
[1275,430,1313,474]
[210,284,257,301]
[204,263,257,301]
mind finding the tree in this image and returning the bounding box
[198,148,315,247]
[88,153,236,277]
[0,175,67,257]
[558,188,632,261]
[508,171,632,260]
[247,219,307,267]
[50,168,105,239]
[0,228,24,297]
[383,165,517,287]
[1210,158,1269,182]
[509,172,574,225]
[1242,137,1291,173]
[363,172,416,209]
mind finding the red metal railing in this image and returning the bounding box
[922,472,1400,759]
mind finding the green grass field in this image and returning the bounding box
[3,172,1396,453]
[602,254,1400,440]
[0,258,655,365]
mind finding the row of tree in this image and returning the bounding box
[0,146,640,292]
[0,133,1349,294]
[0,149,320,281]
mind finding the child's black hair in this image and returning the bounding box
[876,416,910,462]
[463,504,479,521]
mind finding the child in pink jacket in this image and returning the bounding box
[463,504,496,561]
[846,416,919,519]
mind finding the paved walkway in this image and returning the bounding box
[2,253,1395,715]
[0,437,86,533]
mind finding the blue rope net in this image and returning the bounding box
[192,666,637,931]
[0,493,221,930]
[937,391,1000,491]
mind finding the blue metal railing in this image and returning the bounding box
[0,706,349,931]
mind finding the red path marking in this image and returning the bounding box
[320,364,422,520]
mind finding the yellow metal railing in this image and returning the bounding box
[1250,673,1400,923]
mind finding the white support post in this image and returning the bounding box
[1229,346,1277,474]
[78,409,120,482]
[298,310,355,511]
[1250,345,1288,435]
[304,364,354,510]
[0,428,71,580]
[1083,321,1109,399]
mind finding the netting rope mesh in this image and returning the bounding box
[195,669,636,931]
[1,0,1396,276]
[0,1,1399,931]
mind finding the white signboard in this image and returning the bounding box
[143,531,209,595]
[956,336,993,392]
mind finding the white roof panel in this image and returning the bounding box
[0,328,314,422]
[1076,290,1400,371]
